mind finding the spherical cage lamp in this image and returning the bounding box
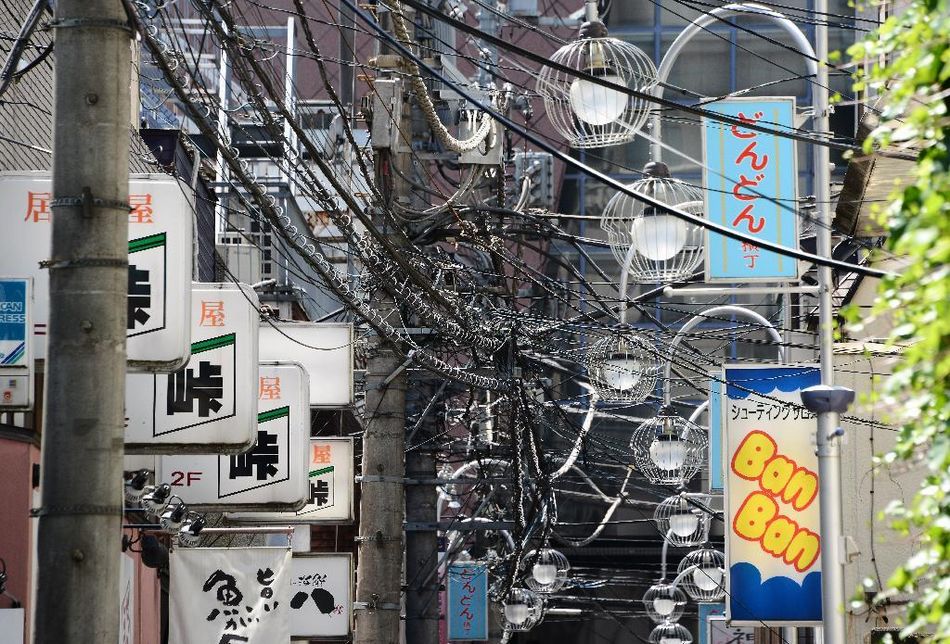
[524,548,571,594]
[642,582,687,623]
[585,332,661,404]
[601,162,705,284]
[631,410,708,487]
[677,547,725,602]
[536,29,656,149]
[649,621,694,644]
[653,493,711,548]
[499,587,544,632]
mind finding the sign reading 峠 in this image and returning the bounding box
[447,563,488,641]
[702,98,800,282]
[156,362,310,510]
[0,174,193,370]
[723,365,822,625]
[125,283,259,454]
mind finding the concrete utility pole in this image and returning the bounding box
[34,1,131,643]
[354,60,410,644]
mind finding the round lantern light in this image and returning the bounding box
[677,547,725,602]
[601,162,705,284]
[536,8,656,148]
[499,587,544,632]
[653,493,711,547]
[642,582,687,623]
[648,621,694,644]
[631,409,708,487]
[524,548,570,594]
[585,331,661,404]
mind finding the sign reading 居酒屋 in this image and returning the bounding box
[723,365,821,625]
[156,362,310,511]
[447,563,488,641]
[0,174,193,370]
[125,283,259,454]
[702,98,800,282]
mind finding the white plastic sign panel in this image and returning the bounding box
[157,362,310,510]
[125,283,259,454]
[228,437,354,524]
[289,554,353,638]
[0,173,193,371]
[119,553,135,644]
[0,608,25,644]
[0,278,33,410]
[259,322,353,407]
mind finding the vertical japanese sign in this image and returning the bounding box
[169,547,291,644]
[708,376,724,493]
[157,362,310,509]
[447,563,488,641]
[119,553,135,644]
[697,603,725,644]
[288,554,353,638]
[259,323,354,406]
[723,365,822,625]
[0,174,192,370]
[227,437,355,524]
[708,617,755,644]
[125,283,259,454]
[0,278,32,410]
[703,98,799,282]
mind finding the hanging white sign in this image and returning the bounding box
[227,437,354,524]
[259,322,353,407]
[0,173,193,370]
[288,554,353,638]
[119,553,135,644]
[157,362,310,510]
[169,547,291,644]
[125,283,259,454]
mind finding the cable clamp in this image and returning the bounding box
[354,530,401,545]
[31,504,124,517]
[47,18,134,35]
[51,195,132,212]
[353,596,401,612]
[39,258,128,270]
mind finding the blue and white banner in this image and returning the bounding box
[703,98,800,282]
[723,365,822,625]
[447,563,488,641]
[0,278,28,367]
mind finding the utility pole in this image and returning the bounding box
[34,1,131,643]
[405,380,441,644]
[802,0,855,640]
[354,16,411,640]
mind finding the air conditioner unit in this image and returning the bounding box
[215,242,261,285]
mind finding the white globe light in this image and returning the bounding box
[669,512,699,538]
[532,563,558,586]
[660,638,684,644]
[569,74,627,126]
[693,566,723,592]
[649,437,687,470]
[631,214,688,261]
[504,602,530,625]
[653,597,676,616]
[602,356,642,390]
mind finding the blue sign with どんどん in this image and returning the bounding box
[447,563,488,641]
[0,279,29,367]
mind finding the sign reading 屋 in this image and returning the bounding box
[125,283,259,454]
[702,98,800,282]
[0,174,192,371]
[723,365,822,625]
[157,362,310,510]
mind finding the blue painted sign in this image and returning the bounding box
[447,563,488,641]
[698,603,725,644]
[0,279,29,367]
[709,377,724,493]
[703,98,799,282]
[723,365,822,625]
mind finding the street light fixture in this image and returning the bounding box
[653,493,711,548]
[630,408,707,487]
[585,331,661,404]
[642,582,687,623]
[524,547,570,594]
[648,621,693,644]
[500,587,544,631]
[676,547,725,602]
[536,1,656,148]
[602,162,705,285]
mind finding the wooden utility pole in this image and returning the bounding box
[34,0,131,642]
